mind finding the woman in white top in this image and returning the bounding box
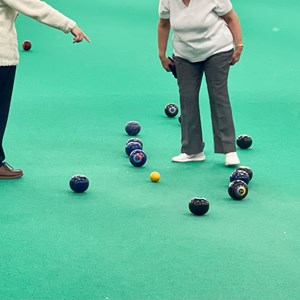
[158,0,243,166]
[0,0,90,179]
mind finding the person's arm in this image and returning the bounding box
[158,18,172,71]
[221,9,243,65]
[3,0,90,43]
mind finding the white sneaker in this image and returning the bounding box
[225,152,240,166]
[172,152,205,163]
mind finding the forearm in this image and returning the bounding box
[224,10,243,47]
[158,21,170,59]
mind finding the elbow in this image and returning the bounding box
[222,16,233,25]
[158,19,170,30]
[160,24,170,30]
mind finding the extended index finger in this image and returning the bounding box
[83,34,91,42]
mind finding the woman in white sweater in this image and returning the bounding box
[0,0,90,179]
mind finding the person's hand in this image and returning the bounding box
[71,26,90,43]
[160,56,174,72]
[230,47,243,65]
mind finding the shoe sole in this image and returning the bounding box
[225,161,240,166]
[172,158,206,163]
[0,174,23,179]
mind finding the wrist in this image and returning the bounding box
[235,43,244,49]
[159,53,167,60]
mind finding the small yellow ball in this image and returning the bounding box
[150,171,160,182]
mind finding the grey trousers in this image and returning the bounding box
[174,49,236,154]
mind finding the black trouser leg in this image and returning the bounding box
[0,66,17,164]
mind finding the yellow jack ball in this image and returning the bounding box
[150,171,160,182]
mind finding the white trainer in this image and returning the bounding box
[172,152,205,163]
[225,152,240,166]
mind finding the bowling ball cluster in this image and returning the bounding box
[124,122,162,184]
[225,134,253,200]
[124,123,163,184]
[228,166,253,200]
[124,104,181,168]
[124,121,147,167]
[226,134,253,201]
[122,104,181,171]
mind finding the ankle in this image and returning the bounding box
[226,151,238,156]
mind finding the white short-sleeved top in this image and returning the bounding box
[159,0,234,62]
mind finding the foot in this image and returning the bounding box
[172,152,205,163]
[0,162,23,179]
[225,152,240,166]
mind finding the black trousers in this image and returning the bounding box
[0,66,17,164]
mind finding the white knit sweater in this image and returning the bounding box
[0,0,77,66]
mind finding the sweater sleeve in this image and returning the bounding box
[2,0,76,33]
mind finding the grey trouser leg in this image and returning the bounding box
[204,50,236,153]
[174,56,205,155]
[174,49,236,155]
